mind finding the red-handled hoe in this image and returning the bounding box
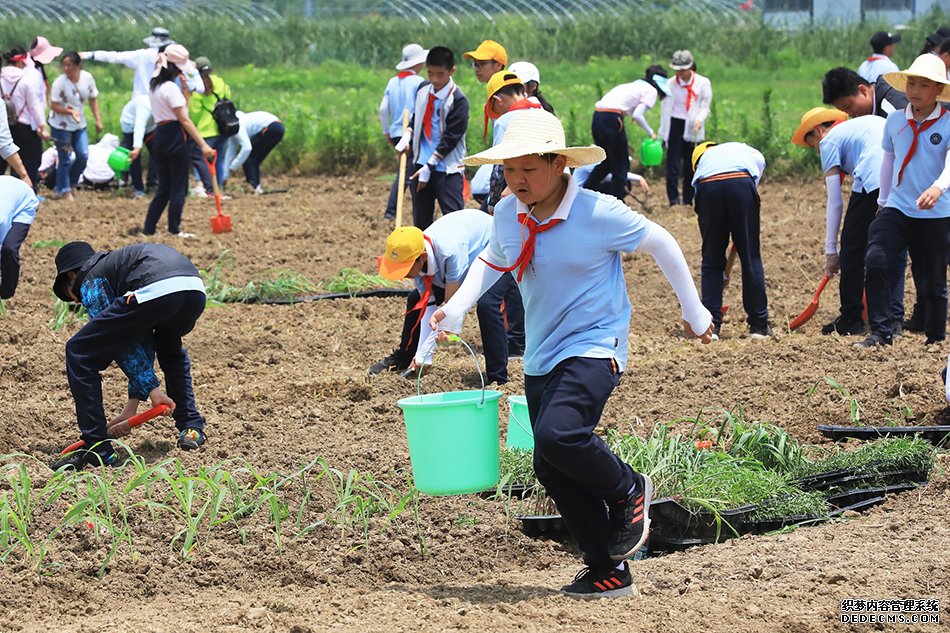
[60,404,171,455]
[789,275,831,331]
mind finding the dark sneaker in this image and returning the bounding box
[608,473,653,560]
[903,315,925,333]
[853,333,892,348]
[925,336,945,346]
[51,448,119,472]
[749,324,773,340]
[383,211,396,220]
[508,343,525,359]
[821,316,866,336]
[369,349,409,375]
[891,321,903,337]
[177,428,206,451]
[561,562,635,599]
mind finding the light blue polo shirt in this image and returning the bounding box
[691,142,766,187]
[384,73,424,138]
[882,105,950,219]
[0,176,38,245]
[819,115,885,193]
[485,175,650,376]
[416,208,492,293]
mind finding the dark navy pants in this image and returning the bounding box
[243,122,285,188]
[0,123,43,190]
[865,208,950,341]
[526,356,634,570]
[695,176,769,328]
[474,273,519,384]
[584,111,628,200]
[397,284,446,368]
[66,290,206,454]
[665,118,695,205]
[409,166,463,230]
[121,131,157,193]
[0,222,30,299]
[836,189,907,324]
[145,122,191,235]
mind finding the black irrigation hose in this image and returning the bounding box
[243,287,412,305]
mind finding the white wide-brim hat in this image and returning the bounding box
[883,54,950,102]
[396,43,428,70]
[463,109,606,168]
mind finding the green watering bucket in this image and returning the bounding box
[396,336,502,495]
[107,146,132,174]
[506,395,534,450]
[640,138,663,167]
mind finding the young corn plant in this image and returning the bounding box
[49,298,89,331]
[808,377,863,425]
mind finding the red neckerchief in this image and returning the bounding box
[679,73,697,111]
[482,213,563,282]
[866,55,885,62]
[422,92,437,140]
[397,71,415,79]
[483,98,541,139]
[406,235,434,345]
[898,108,946,185]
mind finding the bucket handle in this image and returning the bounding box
[509,400,532,437]
[416,334,487,406]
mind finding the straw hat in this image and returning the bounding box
[883,54,950,102]
[791,107,849,147]
[463,109,605,167]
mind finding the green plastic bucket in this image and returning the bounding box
[640,138,663,167]
[506,395,534,450]
[398,389,503,495]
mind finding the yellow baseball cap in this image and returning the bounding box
[485,70,524,120]
[464,40,507,66]
[691,141,717,172]
[378,226,425,280]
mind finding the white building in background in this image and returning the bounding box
[764,0,950,27]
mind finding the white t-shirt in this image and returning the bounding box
[48,70,98,131]
[594,80,658,116]
[149,80,186,124]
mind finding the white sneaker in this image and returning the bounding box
[176,231,196,239]
[254,184,264,195]
[190,186,208,198]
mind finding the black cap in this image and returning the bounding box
[53,241,94,302]
[870,31,900,53]
[927,26,950,47]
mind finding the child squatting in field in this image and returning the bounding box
[431,109,713,597]
[50,241,208,471]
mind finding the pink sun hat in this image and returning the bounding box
[29,36,63,65]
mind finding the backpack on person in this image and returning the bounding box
[209,90,239,138]
[1,78,23,127]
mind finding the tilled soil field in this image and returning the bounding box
[0,175,947,632]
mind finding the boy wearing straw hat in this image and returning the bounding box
[369,209,509,384]
[431,109,712,598]
[691,141,771,339]
[792,108,897,336]
[381,44,427,220]
[858,55,950,348]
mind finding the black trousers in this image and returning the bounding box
[0,222,30,299]
[665,118,695,205]
[243,122,285,188]
[409,166,464,230]
[396,284,446,367]
[120,131,157,193]
[474,273,518,384]
[145,123,192,235]
[583,111,628,200]
[65,290,206,454]
[695,176,769,328]
[525,356,634,570]
[865,207,950,341]
[0,123,43,190]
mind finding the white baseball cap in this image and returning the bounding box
[508,61,540,85]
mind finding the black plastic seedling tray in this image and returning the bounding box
[826,482,923,509]
[517,514,568,538]
[650,497,757,541]
[478,483,535,500]
[793,468,929,492]
[253,287,413,305]
[817,425,950,446]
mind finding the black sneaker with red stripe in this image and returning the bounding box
[560,562,634,598]
[607,472,653,560]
